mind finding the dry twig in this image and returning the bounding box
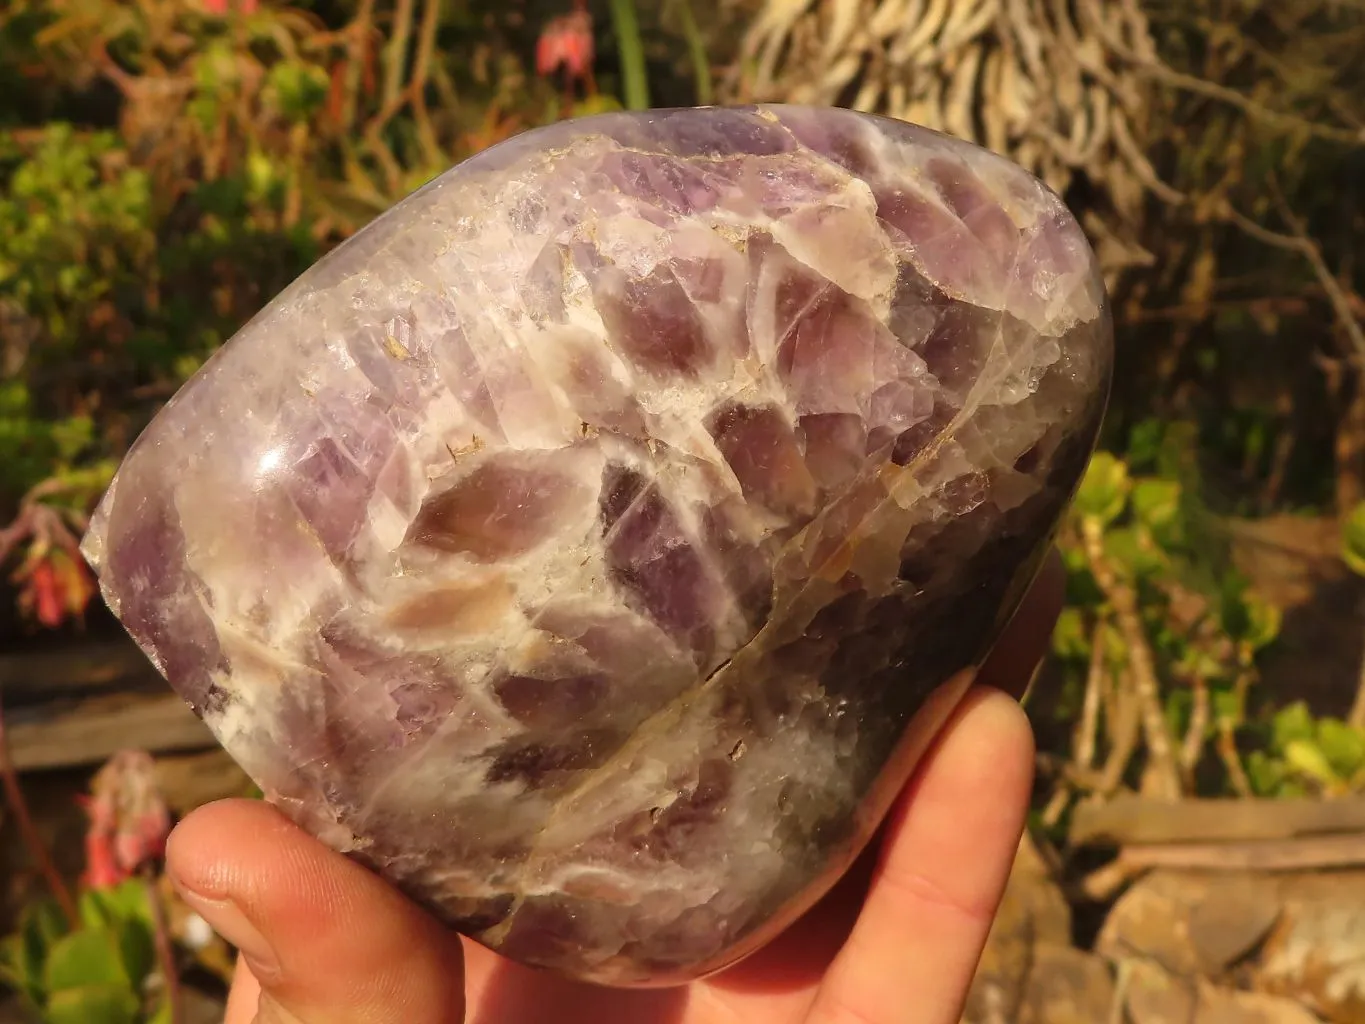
[1098,666,1142,794]
[0,693,78,925]
[144,869,182,1024]
[1178,674,1209,785]
[1221,194,1365,367]
[1075,620,1107,772]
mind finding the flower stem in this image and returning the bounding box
[144,868,182,1024]
[673,0,712,105]
[0,695,78,925]
[608,0,650,110]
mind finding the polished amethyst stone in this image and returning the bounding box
[82,106,1111,985]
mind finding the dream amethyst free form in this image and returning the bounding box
[82,106,1111,986]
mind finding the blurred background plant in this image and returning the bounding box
[3,0,1365,1018]
[0,752,181,1024]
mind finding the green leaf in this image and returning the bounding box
[1164,688,1192,739]
[1241,593,1282,651]
[1283,739,1342,788]
[265,61,331,122]
[43,930,130,994]
[1245,750,1289,797]
[1271,701,1316,754]
[1211,685,1243,724]
[1316,718,1365,779]
[1050,607,1090,660]
[0,896,71,1002]
[78,890,117,933]
[0,379,30,416]
[245,150,282,206]
[572,94,626,117]
[118,926,154,990]
[1121,416,1162,467]
[99,881,152,925]
[0,934,40,1007]
[24,899,70,955]
[1344,502,1365,576]
[49,415,93,461]
[78,883,155,986]
[1131,478,1181,531]
[1175,644,1224,682]
[1074,452,1131,526]
[43,984,139,1024]
[1102,526,1164,578]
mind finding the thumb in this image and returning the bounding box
[166,798,466,1024]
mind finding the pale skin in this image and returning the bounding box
[166,551,1063,1024]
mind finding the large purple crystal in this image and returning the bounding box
[83,106,1111,985]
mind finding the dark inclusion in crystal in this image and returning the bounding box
[82,105,1112,986]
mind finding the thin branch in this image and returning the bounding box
[144,868,181,1024]
[1221,194,1365,367]
[1179,674,1209,784]
[1107,959,1133,1024]
[1351,635,1365,731]
[1217,718,1253,797]
[0,693,78,926]
[1040,784,1072,830]
[1098,667,1142,794]
[1074,620,1107,771]
[1077,859,1140,903]
[341,0,375,131]
[381,0,416,111]
[409,0,443,168]
[1219,665,1254,797]
[1094,14,1365,146]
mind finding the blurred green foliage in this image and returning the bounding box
[0,127,152,504]
[1247,700,1365,797]
[1048,426,1278,803]
[1039,417,1365,818]
[0,883,165,1024]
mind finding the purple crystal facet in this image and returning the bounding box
[83,106,1112,986]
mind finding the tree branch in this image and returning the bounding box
[1221,194,1365,368]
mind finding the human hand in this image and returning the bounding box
[166,552,1063,1024]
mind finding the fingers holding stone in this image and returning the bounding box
[166,798,466,1024]
[170,548,1059,1024]
[803,688,1035,1024]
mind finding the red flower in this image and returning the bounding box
[14,547,96,629]
[80,752,172,890]
[83,822,126,891]
[201,0,258,16]
[28,560,62,629]
[537,11,594,81]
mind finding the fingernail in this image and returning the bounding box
[175,888,281,980]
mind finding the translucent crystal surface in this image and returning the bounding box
[82,106,1112,986]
